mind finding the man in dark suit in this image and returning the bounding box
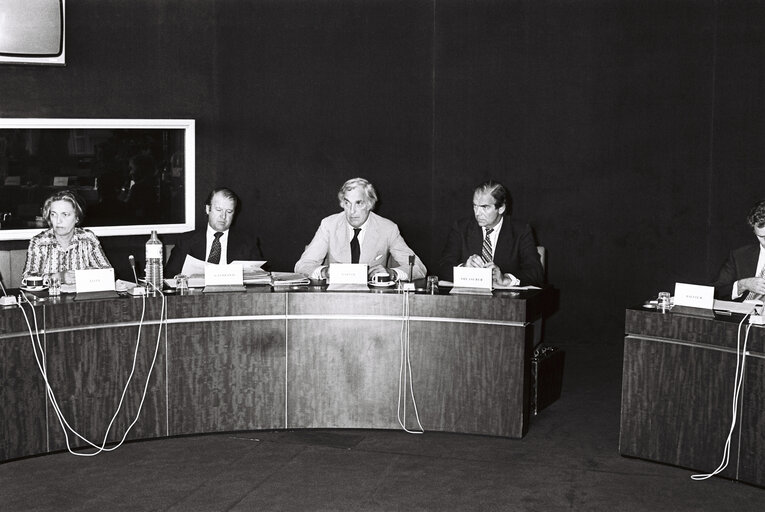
[437,180,544,287]
[165,187,263,277]
[712,199,765,300]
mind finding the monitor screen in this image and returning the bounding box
[0,0,65,65]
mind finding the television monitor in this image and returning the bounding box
[0,118,196,241]
[0,0,65,65]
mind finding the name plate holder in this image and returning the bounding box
[73,268,119,300]
[75,268,116,293]
[672,282,715,317]
[451,266,493,295]
[204,263,244,291]
[328,263,368,291]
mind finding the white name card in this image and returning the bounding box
[329,263,368,284]
[205,263,243,286]
[74,268,116,293]
[673,282,714,310]
[53,176,69,187]
[453,266,493,289]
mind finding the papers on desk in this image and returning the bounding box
[494,284,542,291]
[174,256,270,287]
[271,272,310,286]
[714,299,762,315]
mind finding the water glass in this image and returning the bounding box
[426,275,439,294]
[175,274,189,294]
[657,291,670,311]
[48,274,61,297]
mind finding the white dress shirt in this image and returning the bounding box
[732,245,765,299]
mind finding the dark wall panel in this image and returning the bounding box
[1,1,764,344]
[434,1,717,342]
[213,0,434,271]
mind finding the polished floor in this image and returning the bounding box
[1,341,762,511]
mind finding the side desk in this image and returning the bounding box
[1,287,553,462]
[620,307,765,487]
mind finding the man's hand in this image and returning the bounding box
[739,277,765,296]
[368,264,392,280]
[465,254,485,268]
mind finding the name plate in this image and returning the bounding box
[74,268,116,293]
[205,263,243,286]
[673,282,714,310]
[453,266,492,289]
[4,176,20,186]
[329,263,368,284]
[53,176,69,187]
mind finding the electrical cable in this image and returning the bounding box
[397,290,424,434]
[691,307,753,480]
[18,280,166,456]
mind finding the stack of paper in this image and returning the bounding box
[271,272,310,286]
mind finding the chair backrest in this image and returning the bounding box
[537,246,547,279]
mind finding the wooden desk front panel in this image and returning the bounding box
[167,318,286,435]
[0,332,47,460]
[620,335,740,480]
[43,323,167,453]
[409,320,530,438]
[738,354,765,486]
[287,318,402,430]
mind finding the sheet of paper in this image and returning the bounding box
[231,260,267,271]
[180,255,206,277]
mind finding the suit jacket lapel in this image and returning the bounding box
[468,221,483,255]
[360,212,379,263]
[333,214,350,263]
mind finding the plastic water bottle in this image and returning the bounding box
[145,230,163,295]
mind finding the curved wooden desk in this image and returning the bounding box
[620,307,765,487]
[0,287,552,461]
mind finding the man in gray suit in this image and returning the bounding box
[295,177,427,281]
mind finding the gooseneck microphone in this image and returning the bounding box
[408,255,414,282]
[127,255,146,296]
[128,255,139,284]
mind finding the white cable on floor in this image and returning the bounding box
[397,290,424,434]
[18,284,166,457]
[691,310,752,480]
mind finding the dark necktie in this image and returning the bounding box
[350,228,361,264]
[207,231,223,264]
[482,228,494,263]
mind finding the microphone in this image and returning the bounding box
[408,255,414,282]
[127,255,146,296]
[129,254,138,283]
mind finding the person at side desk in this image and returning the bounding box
[22,190,112,285]
[711,199,765,300]
[437,180,544,287]
[165,187,264,277]
[294,177,427,281]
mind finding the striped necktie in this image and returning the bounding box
[482,228,494,263]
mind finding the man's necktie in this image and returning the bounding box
[746,265,765,300]
[350,228,361,264]
[207,231,223,264]
[482,228,494,263]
